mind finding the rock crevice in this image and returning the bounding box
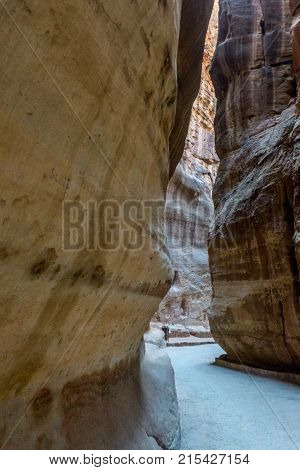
[155,4,218,333]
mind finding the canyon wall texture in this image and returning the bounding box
[156,7,219,331]
[0,0,212,449]
[209,0,300,370]
[291,0,300,110]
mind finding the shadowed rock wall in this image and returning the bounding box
[209,0,300,370]
[291,0,300,110]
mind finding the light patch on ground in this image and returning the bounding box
[167,344,300,450]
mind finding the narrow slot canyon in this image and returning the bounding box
[0,0,299,451]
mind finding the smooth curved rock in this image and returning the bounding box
[144,324,166,348]
[0,0,211,449]
[59,342,180,450]
[209,0,300,370]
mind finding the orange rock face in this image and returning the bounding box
[209,0,300,370]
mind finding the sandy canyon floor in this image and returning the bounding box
[167,344,300,450]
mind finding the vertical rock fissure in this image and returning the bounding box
[278,300,294,364]
[258,0,266,65]
[152,5,219,340]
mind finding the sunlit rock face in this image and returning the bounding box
[156,6,219,332]
[209,0,300,370]
[0,0,212,449]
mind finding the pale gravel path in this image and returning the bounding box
[167,344,300,450]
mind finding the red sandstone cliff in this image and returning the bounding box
[209,0,300,370]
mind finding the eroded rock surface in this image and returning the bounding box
[156,7,219,332]
[291,0,300,109]
[209,0,300,370]
[0,0,211,449]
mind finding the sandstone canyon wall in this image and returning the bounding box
[156,7,219,332]
[0,0,213,449]
[209,0,300,370]
[291,0,300,111]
